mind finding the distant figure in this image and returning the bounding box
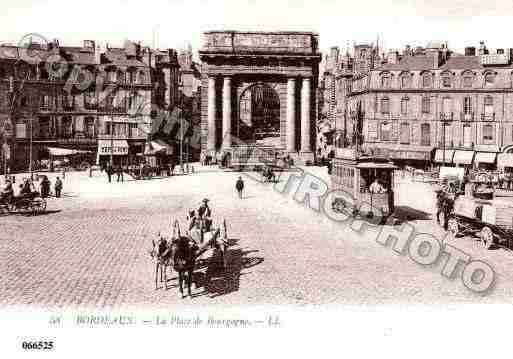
[62,167,66,179]
[236,176,245,199]
[106,164,113,183]
[40,176,51,198]
[54,177,63,198]
[116,165,124,182]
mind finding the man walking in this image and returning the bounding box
[54,177,63,198]
[107,163,113,183]
[236,176,244,199]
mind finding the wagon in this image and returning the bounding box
[446,187,513,249]
[330,148,397,219]
[1,194,47,215]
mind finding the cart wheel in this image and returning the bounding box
[447,218,459,237]
[480,226,494,249]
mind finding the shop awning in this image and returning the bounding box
[435,149,455,163]
[498,153,513,168]
[97,140,129,155]
[453,150,474,165]
[48,147,92,156]
[474,152,497,164]
[144,140,174,156]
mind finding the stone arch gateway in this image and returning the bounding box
[199,31,322,165]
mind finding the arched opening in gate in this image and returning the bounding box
[237,83,280,147]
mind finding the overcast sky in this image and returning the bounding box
[1,0,513,56]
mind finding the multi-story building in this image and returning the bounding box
[337,40,513,171]
[0,38,181,170]
[319,43,377,158]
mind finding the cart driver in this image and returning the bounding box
[198,198,212,232]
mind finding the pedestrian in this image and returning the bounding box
[54,177,63,198]
[116,165,124,182]
[107,164,113,183]
[62,167,66,179]
[236,176,244,199]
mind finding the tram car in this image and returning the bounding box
[330,148,397,219]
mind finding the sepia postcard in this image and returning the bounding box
[2,0,513,357]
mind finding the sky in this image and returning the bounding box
[1,0,513,57]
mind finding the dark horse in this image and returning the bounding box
[171,235,199,298]
[150,234,199,297]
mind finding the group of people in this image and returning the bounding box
[0,175,63,203]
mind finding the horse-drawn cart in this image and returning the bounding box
[0,194,47,215]
[446,190,513,249]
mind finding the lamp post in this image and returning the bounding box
[110,113,114,167]
[29,116,33,179]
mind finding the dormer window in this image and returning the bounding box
[442,74,452,88]
[400,74,411,88]
[380,73,391,88]
[422,73,432,88]
[484,73,495,87]
[463,73,474,88]
[138,71,146,84]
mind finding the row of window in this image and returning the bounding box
[0,66,148,84]
[378,95,495,115]
[375,122,498,145]
[34,92,144,111]
[380,71,498,89]
[26,118,142,139]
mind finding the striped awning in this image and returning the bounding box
[474,152,497,164]
[453,150,474,165]
[435,149,455,163]
[498,153,513,168]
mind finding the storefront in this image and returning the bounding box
[143,140,175,167]
[452,150,474,170]
[474,152,497,170]
[434,149,455,166]
[498,153,513,172]
[96,139,129,167]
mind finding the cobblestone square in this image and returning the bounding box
[2,166,513,310]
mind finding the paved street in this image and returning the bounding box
[2,165,513,310]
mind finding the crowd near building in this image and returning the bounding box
[320,40,513,173]
[0,37,202,171]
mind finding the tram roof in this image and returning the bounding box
[356,162,398,169]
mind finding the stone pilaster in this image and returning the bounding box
[207,76,216,151]
[300,77,312,154]
[222,76,232,148]
[286,77,296,152]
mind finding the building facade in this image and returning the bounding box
[334,41,513,171]
[199,31,321,165]
[0,39,181,170]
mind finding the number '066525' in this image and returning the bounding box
[21,341,54,350]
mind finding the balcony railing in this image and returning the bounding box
[460,112,474,121]
[481,113,495,121]
[62,104,76,111]
[440,112,454,121]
